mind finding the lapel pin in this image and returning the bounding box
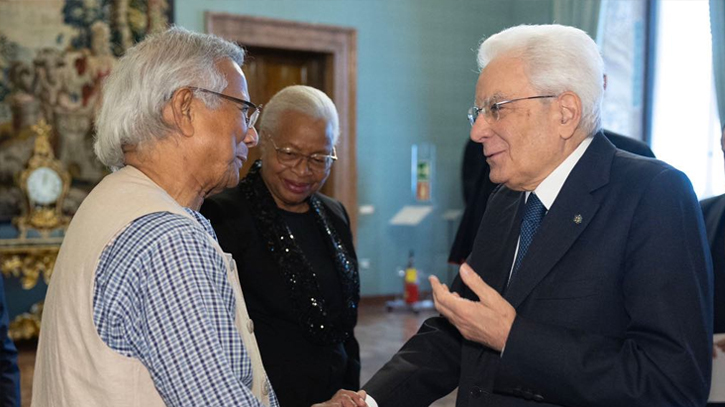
[573,214,583,224]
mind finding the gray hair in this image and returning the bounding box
[477,24,604,135]
[94,26,245,169]
[259,85,340,146]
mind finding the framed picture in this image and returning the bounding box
[0,0,173,223]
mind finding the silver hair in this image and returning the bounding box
[477,24,604,135]
[93,26,245,169]
[259,85,340,146]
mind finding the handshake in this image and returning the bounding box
[312,390,371,407]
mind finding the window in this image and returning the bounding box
[599,0,723,198]
[597,0,648,141]
[650,0,723,198]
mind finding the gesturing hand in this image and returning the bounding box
[429,263,516,352]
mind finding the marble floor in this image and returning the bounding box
[16,298,456,407]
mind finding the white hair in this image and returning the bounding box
[477,24,604,135]
[94,26,245,169]
[259,85,340,146]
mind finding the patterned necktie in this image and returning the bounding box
[509,193,547,286]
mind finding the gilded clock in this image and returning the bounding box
[27,167,64,205]
[14,120,71,238]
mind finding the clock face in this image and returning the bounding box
[27,166,63,205]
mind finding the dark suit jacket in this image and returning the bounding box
[200,187,360,407]
[0,277,20,407]
[700,196,725,407]
[449,130,655,265]
[700,195,725,334]
[365,134,713,407]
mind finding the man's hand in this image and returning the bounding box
[430,263,516,351]
[311,389,368,407]
[714,337,725,358]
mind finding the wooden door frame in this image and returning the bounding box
[206,12,358,235]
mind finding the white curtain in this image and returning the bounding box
[710,0,725,128]
[552,0,602,38]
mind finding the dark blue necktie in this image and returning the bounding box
[509,193,546,285]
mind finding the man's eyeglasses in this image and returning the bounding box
[266,134,337,173]
[467,95,557,126]
[189,87,262,128]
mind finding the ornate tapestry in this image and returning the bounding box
[0,0,172,222]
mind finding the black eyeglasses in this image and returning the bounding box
[189,87,262,127]
[467,95,557,126]
[265,133,337,173]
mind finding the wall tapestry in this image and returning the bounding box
[0,0,172,223]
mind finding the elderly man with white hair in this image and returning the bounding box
[32,28,367,407]
[363,24,713,407]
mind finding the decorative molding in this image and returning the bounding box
[8,301,43,341]
[0,241,60,289]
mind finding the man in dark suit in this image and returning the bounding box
[363,24,713,407]
[700,125,725,407]
[0,277,20,407]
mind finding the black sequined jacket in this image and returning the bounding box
[200,165,360,407]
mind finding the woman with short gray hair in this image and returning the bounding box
[202,85,361,407]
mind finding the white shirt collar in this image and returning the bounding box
[526,136,594,209]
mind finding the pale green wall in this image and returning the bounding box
[176,0,560,296]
